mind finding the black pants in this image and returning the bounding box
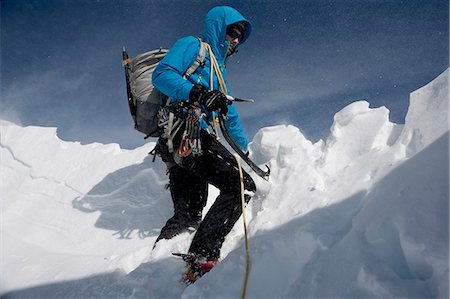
[155,166,208,242]
[156,133,256,259]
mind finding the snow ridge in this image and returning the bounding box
[1,69,448,298]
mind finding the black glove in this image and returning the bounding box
[189,84,229,115]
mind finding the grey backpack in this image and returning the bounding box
[122,41,206,138]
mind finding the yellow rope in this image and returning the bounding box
[203,42,251,298]
[233,154,251,299]
[203,42,228,139]
[203,43,228,94]
[203,45,251,297]
[206,45,220,139]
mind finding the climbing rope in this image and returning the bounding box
[205,43,251,298]
[204,42,227,139]
[234,153,250,299]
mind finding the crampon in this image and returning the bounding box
[172,253,219,284]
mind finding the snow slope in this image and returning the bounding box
[1,69,448,298]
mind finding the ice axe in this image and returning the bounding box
[217,96,270,181]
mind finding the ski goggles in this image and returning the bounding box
[226,23,245,42]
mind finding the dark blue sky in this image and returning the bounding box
[1,0,448,149]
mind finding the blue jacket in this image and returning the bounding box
[152,6,252,150]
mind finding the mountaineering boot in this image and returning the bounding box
[185,257,219,283]
[173,253,219,283]
[155,211,201,243]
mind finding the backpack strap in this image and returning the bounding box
[183,38,207,79]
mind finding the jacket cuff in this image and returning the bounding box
[189,84,205,102]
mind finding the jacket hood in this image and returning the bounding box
[203,6,252,60]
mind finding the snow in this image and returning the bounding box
[1,69,448,298]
